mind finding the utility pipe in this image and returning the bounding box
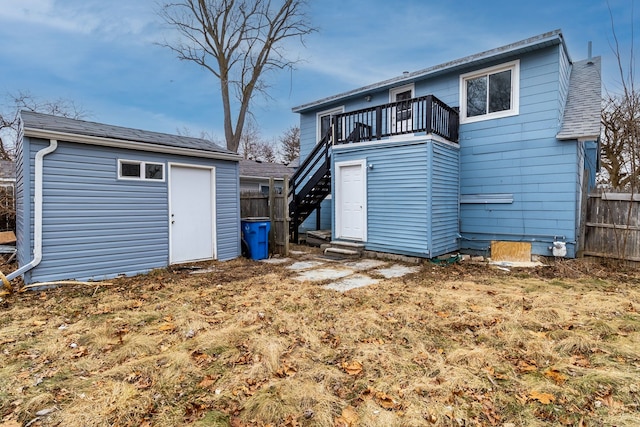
[4,139,58,282]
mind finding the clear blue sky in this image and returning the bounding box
[0,0,637,147]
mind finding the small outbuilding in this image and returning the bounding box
[11,111,241,285]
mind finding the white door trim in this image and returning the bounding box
[389,83,415,135]
[168,162,217,264]
[335,159,367,241]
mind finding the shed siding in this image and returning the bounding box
[216,161,241,261]
[22,138,239,283]
[15,134,28,267]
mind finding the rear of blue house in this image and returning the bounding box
[290,30,601,260]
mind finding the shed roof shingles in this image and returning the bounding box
[239,159,293,178]
[556,57,602,140]
[20,111,235,155]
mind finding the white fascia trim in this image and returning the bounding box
[240,175,285,181]
[24,128,241,162]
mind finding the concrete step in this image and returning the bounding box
[329,240,365,251]
[324,247,361,259]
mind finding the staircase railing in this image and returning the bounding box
[288,129,333,242]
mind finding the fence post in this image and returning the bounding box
[269,177,275,256]
[283,176,290,256]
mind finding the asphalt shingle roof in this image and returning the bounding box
[239,159,293,178]
[556,57,602,141]
[21,110,236,156]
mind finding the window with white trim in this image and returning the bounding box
[118,159,165,181]
[460,60,519,123]
[316,106,344,142]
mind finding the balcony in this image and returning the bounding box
[332,94,459,144]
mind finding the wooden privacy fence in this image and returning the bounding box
[240,177,289,256]
[0,184,15,232]
[582,192,640,262]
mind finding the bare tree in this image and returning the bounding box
[278,125,299,164]
[0,91,88,160]
[257,139,276,162]
[238,119,262,160]
[159,0,315,153]
[600,92,640,191]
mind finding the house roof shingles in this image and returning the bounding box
[239,159,293,179]
[556,57,602,141]
[20,110,238,158]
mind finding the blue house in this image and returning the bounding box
[10,111,241,285]
[290,30,601,259]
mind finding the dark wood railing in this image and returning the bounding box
[333,94,459,144]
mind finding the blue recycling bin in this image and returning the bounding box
[241,217,271,260]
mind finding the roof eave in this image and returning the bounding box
[292,29,565,114]
[23,128,242,162]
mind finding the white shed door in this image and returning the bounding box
[336,161,366,241]
[169,165,215,263]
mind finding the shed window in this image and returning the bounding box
[118,160,164,181]
[460,60,519,123]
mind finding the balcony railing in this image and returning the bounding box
[332,94,459,144]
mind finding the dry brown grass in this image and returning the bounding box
[1,251,639,426]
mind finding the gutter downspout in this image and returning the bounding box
[4,139,58,282]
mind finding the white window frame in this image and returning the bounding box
[316,106,344,143]
[459,60,520,124]
[118,159,165,181]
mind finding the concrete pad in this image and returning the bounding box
[374,264,420,278]
[287,261,325,270]
[189,268,217,275]
[490,260,545,268]
[343,259,387,271]
[260,257,291,264]
[294,268,354,282]
[325,274,379,292]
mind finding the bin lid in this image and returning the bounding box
[241,217,270,222]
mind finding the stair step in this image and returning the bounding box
[324,247,360,258]
[329,240,365,250]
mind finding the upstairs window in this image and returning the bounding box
[316,106,344,142]
[118,159,165,181]
[460,60,519,123]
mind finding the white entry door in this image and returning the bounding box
[169,164,216,263]
[390,84,414,134]
[336,160,366,241]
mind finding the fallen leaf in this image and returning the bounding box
[543,368,567,384]
[600,392,624,409]
[517,360,538,372]
[276,362,297,378]
[436,311,450,318]
[334,405,358,426]
[341,360,363,376]
[159,322,175,332]
[198,375,217,388]
[529,391,555,404]
[32,320,47,326]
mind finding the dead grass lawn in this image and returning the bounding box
[1,250,639,426]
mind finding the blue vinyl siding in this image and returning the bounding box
[15,133,28,268]
[333,138,459,258]
[457,45,580,256]
[21,138,239,284]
